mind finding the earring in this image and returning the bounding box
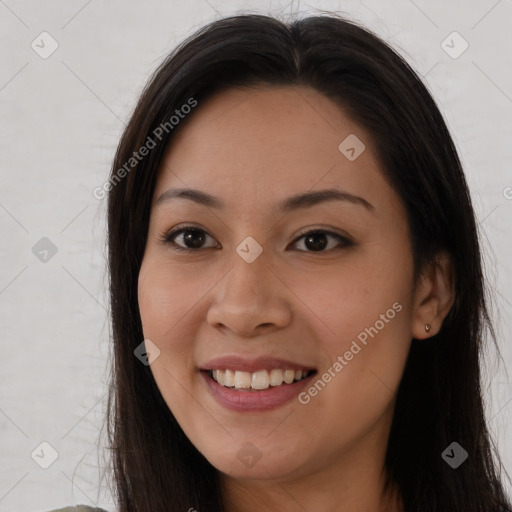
[425,323,431,333]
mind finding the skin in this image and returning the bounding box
[137,85,454,512]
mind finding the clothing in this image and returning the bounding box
[46,506,108,512]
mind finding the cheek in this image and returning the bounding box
[138,264,189,386]
[295,282,412,449]
[290,251,413,344]
[137,260,201,411]
[137,257,221,395]
[137,258,205,341]
[300,282,412,387]
[291,246,414,405]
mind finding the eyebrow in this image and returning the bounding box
[154,187,374,214]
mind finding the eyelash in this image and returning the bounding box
[158,223,353,253]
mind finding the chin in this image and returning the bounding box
[203,444,308,481]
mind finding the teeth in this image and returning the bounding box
[251,370,269,390]
[269,369,284,386]
[223,369,235,387]
[234,370,251,389]
[210,368,312,390]
[283,369,295,384]
[213,369,224,386]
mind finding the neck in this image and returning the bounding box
[221,470,403,512]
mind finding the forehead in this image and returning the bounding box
[154,86,394,214]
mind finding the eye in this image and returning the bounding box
[159,225,353,253]
[290,229,353,252]
[160,224,219,252]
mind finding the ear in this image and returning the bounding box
[411,251,455,340]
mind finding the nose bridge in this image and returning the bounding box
[224,235,271,302]
[207,233,292,334]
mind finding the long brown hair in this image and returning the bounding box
[104,13,512,511]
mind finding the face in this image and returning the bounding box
[138,86,417,483]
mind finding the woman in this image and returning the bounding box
[53,12,512,512]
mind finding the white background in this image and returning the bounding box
[0,1,511,510]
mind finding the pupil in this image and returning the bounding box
[184,229,205,248]
[305,233,327,251]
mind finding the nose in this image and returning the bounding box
[206,247,293,338]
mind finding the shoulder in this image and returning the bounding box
[46,506,109,512]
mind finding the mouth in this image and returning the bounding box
[204,368,317,391]
[200,367,317,411]
[199,355,318,411]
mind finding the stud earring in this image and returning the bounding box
[425,323,431,333]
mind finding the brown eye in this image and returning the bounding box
[164,226,218,251]
[291,230,353,252]
[161,226,352,253]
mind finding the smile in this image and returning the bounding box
[200,367,318,412]
[209,368,316,391]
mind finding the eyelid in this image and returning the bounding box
[290,227,353,251]
[158,223,219,252]
[159,223,353,252]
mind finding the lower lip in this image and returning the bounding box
[200,370,316,412]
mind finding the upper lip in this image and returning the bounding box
[200,355,316,373]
